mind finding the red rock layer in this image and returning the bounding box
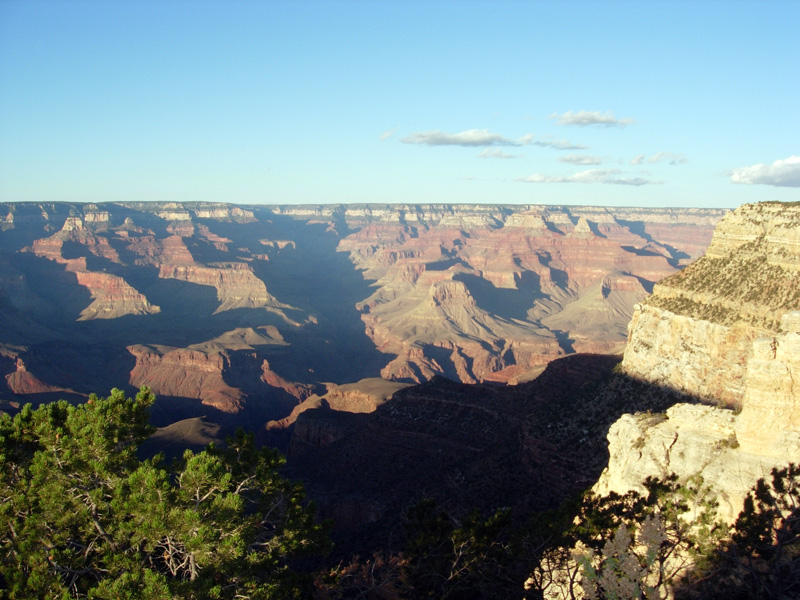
[127,345,245,413]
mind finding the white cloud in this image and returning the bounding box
[380,127,398,141]
[478,149,519,159]
[630,151,687,166]
[533,136,588,150]
[730,156,800,187]
[401,129,531,147]
[551,110,634,128]
[559,154,604,165]
[647,151,688,165]
[516,168,658,186]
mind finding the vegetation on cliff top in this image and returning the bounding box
[647,237,800,330]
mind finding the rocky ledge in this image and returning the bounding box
[597,202,800,522]
[623,201,800,405]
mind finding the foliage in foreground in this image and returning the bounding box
[315,468,800,600]
[2,390,798,600]
[680,463,800,600]
[0,388,330,599]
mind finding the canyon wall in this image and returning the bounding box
[596,202,800,522]
[0,201,724,431]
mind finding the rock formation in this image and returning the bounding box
[29,218,160,320]
[0,201,723,430]
[127,344,247,413]
[595,202,800,522]
[266,377,411,435]
[334,204,723,383]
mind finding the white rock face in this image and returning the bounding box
[597,208,800,526]
[622,304,761,406]
[61,216,84,231]
[600,308,800,519]
[735,311,800,458]
[594,402,793,523]
[704,201,800,261]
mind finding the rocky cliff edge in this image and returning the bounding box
[595,202,800,522]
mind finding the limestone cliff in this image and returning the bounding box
[596,202,800,522]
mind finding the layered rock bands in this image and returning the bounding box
[597,202,800,522]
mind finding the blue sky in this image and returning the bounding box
[1,0,798,209]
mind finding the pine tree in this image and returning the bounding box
[0,388,330,599]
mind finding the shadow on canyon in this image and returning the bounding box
[1,209,393,439]
[455,271,547,322]
[281,353,715,558]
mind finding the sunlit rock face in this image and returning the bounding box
[735,311,800,458]
[597,202,800,523]
[29,220,160,320]
[331,204,725,383]
[622,201,800,405]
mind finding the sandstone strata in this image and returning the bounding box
[127,344,246,413]
[0,201,723,415]
[29,220,160,320]
[623,202,800,405]
[159,262,286,314]
[597,202,800,522]
[334,204,723,383]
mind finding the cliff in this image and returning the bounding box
[596,202,800,522]
[29,219,160,320]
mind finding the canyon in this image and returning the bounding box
[0,201,723,433]
[274,202,799,558]
[2,199,798,586]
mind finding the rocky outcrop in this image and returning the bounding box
[127,327,303,415]
[70,262,161,320]
[4,356,66,395]
[267,378,411,433]
[261,359,319,401]
[622,305,758,405]
[735,311,800,458]
[597,312,800,522]
[159,262,285,314]
[623,202,800,406]
[596,202,800,522]
[127,344,245,413]
[29,222,160,320]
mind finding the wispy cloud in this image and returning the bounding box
[380,127,399,141]
[477,149,519,159]
[516,168,658,186]
[730,156,800,187]
[559,154,604,165]
[551,110,634,128]
[647,151,688,165]
[532,136,588,150]
[401,129,531,147]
